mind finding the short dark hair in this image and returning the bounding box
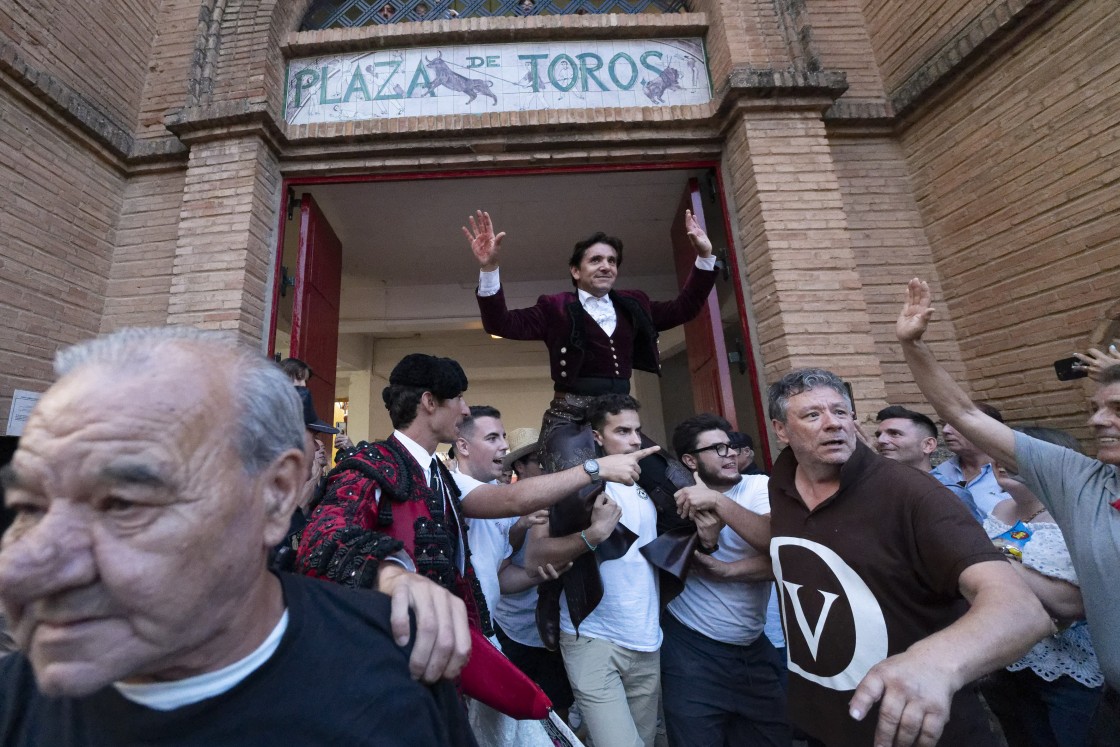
[1021,426,1084,455]
[974,401,1004,423]
[875,405,937,440]
[672,414,734,460]
[568,232,623,287]
[278,357,312,382]
[1101,364,1120,386]
[383,386,427,430]
[459,405,502,440]
[587,393,640,432]
[728,431,754,450]
[768,368,852,422]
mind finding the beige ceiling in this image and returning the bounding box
[301,167,712,285]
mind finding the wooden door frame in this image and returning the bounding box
[268,162,773,463]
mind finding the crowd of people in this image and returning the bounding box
[0,212,1117,747]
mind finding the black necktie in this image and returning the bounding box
[429,458,443,500]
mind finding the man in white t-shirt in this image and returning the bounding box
[452,405,516,618]
[525,394,677,747]
[666,413,790,746]
[452,406,555,621]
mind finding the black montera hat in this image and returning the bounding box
[383,354,468,405]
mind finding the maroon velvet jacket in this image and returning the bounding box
[476,266,718,391]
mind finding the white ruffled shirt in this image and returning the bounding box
[983,516,1103,687]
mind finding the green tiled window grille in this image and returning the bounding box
[301,0,688,28]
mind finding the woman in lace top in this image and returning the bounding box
[979,427,1103,747]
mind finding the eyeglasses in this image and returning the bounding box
[688,442,740,458]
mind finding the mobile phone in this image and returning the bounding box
[1053,357,1088,381]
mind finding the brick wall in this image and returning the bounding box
[859,0,991,90]
[808,0,888,105]
[899,0,1120,439]
[166,135,281,343]
[100,170,187,332]
[0,86,122,418]
[1,0,160,130]
[830,134,968,412]
[136,0,209,139]
[723,108,889,421]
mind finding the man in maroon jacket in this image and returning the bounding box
[463,210,718,451]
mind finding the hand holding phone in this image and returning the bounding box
[1054,357,1088,381]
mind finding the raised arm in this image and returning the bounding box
[897,278,1018,470]
[462,445,660,519]
[848,559,1053,747]
[684,209,714,259]
[462,210,505,271]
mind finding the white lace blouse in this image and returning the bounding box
[983,516,1104,687]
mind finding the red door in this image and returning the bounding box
[290,193,343,423]
[671,179,737,424]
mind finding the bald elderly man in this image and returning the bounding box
[0,327,474,746]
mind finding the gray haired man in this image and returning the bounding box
[0,328,473,745]
[766,367,1051,747]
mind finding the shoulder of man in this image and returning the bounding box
[613,288,651,306]
[280,572,395,638]
[328,440,422,501]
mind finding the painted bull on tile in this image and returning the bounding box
[424,52,498,105]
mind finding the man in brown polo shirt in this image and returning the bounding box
[766,368,1052,747]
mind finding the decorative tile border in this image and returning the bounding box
[284,38,710,125]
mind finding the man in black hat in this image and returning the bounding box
[295,354,657,661]
[295,386,339,512]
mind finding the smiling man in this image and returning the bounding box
[0,328,473,746]
[899,277,1120,688]
[875,405,984,521]
[766,368,1051,747]
[463,210,718,456]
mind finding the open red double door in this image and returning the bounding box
[277,175,749,440]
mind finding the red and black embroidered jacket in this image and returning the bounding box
[294,435,492,636]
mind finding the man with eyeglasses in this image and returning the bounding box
[662,414,789,746]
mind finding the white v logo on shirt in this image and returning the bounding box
[782,581,839,660]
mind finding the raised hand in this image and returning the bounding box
[1073,343,1120,381]
[462,210,506,271]
[684,209,714,258]
[596,444,660,485]
[896,278,935,344]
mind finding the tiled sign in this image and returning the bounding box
[284,38,709,124]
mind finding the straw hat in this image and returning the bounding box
[502,427,541,469]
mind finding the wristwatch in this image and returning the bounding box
[583,459,601,481]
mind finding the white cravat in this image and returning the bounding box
[578,289,617,336]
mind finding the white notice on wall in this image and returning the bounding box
[5,389,41,436]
